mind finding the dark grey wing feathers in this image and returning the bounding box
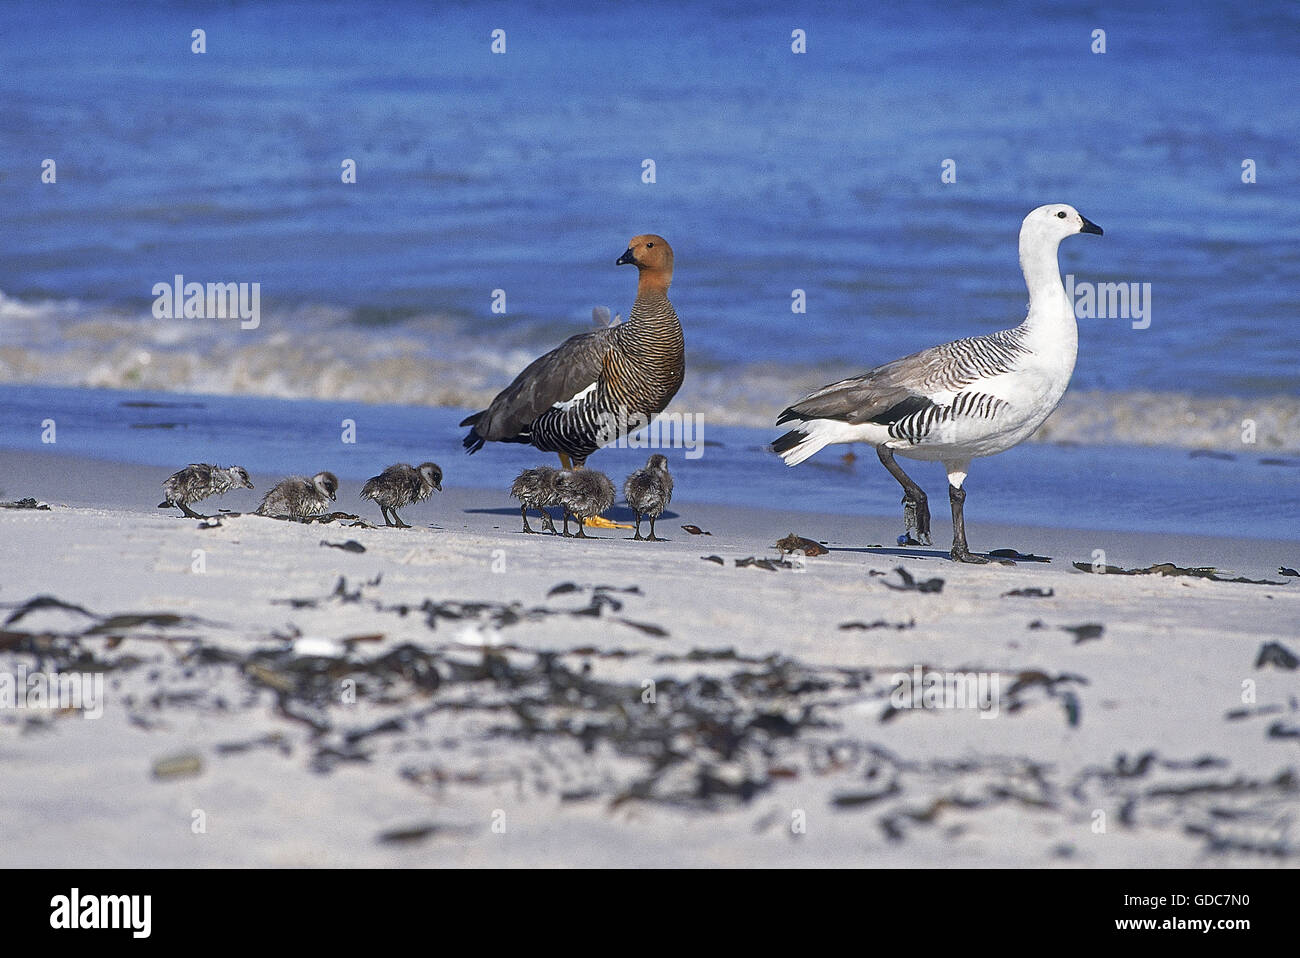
[465,329,612,443]
[776,354,937,426]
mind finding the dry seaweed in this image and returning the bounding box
[3,575,1294,861]
[838,619,916,631]
[988,549,1051,563]
[320,539,366,553]
[1061,623,1105,644]
[1072,561,1286,585]
[1255,642,1299,670]
[881,567,944,594]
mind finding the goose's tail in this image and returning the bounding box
[771,422,834,466]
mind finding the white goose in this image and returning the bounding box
[773,204,1103,562]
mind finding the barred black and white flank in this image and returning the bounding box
[255,471,339,520]
[510,466,561,534]
[460,234,685,469]
[555,470,615,538]
[159,463,253,518]
[773,205,1103,563]
[360,462,442,528]
[623,454,673,541]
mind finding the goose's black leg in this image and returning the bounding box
[646,515,662,542]
[521,505,535,534]
[632,512,644,541]
[876,447,930,545]
[948,483,988,564]
[540,510,558,535]
[179,502,207,519]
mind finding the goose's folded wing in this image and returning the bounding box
[777,332,1024,426]
[462,328,612,441]
[776,345,956,426]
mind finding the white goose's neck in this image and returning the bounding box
[1016,227,1079,394]
[1019,231,1075,343]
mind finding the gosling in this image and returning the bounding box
[360,462,442,528]
[255,471,339,520]
[159,463,253,518]
[510,466,561,534]
[555,469,615,538]
[623,454,673,541]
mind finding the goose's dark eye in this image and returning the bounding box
[646,242,654,248]
[1056,211,1067,219]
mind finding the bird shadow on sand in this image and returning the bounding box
[827,544,1052,564]
[827,545,955,561]
[462,506,680,523]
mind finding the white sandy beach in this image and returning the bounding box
[1,448,1297,868]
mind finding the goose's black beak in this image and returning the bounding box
[1079,215,1103,236]
[616,249,636,266]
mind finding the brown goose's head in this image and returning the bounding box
[616,234,673,295]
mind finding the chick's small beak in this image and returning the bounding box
[616,248,636,266]
[1079,215,1103,236]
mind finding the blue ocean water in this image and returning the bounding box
[2,383,1297,541]
[1,0,1297,401]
